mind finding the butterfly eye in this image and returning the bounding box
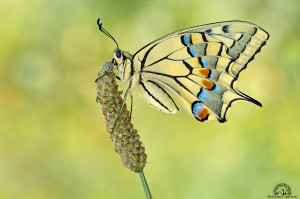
[115,50,121,58]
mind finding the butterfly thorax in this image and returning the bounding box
[113,49,139,89]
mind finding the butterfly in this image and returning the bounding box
[97,19,269,122]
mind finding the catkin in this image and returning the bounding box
[96,61,147,172]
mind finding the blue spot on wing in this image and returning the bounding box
[198,89,209,101]
[212,85,219,92]
[201,58,208,67]
[209,71,214,78]
[181,35,190,46]
[183,35,189,46]
[188,48,197,57]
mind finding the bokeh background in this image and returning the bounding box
[1,0,299,198]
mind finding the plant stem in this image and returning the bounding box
[138,170,152,199]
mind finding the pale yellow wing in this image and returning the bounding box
[133,21,269,122]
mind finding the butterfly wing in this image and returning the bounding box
[133,21,269,122]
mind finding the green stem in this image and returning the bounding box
[138,170,152,199]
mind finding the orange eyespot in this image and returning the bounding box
[201,79,215,90]
[197,107,209,120]
[198,68,210,77]
[192,102,210,121]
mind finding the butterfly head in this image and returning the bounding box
[112,49,123,65]
[113,49,133,82]
[96,19,134,83]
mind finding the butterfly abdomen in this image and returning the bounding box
[138,80,179,114]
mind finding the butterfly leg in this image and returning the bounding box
[95,62,121,83]
[129,90,133,120]
[111,86,130,133]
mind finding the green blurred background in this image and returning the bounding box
[0,0,299,198]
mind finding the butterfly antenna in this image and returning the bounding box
[97,18,119,49]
